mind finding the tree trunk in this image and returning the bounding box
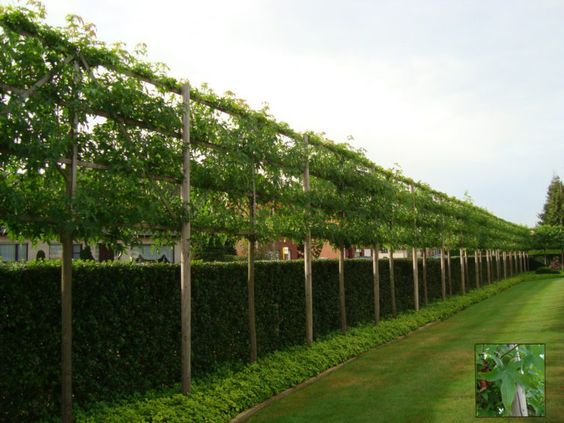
[389,248,397,316]
[464,249,469,289]
[247,237,257,362]
[247,169,257,362]
[372,244,380,324]
[440,246,446,300]
[422,249,428,305]
[302,134,313,346]
[460,249,466,294]
[447,250,453,296]
[180,83,192,394]
[339,244,347,331]
[474,250,480,289]
[62,62,79,423]
[304,233,313,345]
[61,233,73,423]
[486,250,492,284]
[412,247,420,311]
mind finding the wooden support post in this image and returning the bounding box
[474,250,480,289]
[412,247,420,311]
[409,185,419,311]
[247,235,257,361]
[61,61,80,423]
[464,249,469,289]
[389,247,397,316]
[302,135,313,346]
[478,250,484,286]
[495,250,502,281]
[447,250,453,296]
[459,248,466,294]
[485,250,490,283]
[372,243,380,324]
[247,174,258,362]
[338,244,347,331]
[422,248,428,306]
[61,232,73,423]
[492,250,496,281]
[180,83,192,394]
[440,246,446,300]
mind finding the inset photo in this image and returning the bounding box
[475,343,545,417]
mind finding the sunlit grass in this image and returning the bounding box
[249,277,564,423]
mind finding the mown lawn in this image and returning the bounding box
[247,276,564,423]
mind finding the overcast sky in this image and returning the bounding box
[6,0,563,226]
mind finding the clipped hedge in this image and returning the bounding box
[1,256,486,421]
[75,273,556,423]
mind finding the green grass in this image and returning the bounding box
[248,276,564,423]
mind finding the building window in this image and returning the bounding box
[132,245,174,263]
[72,244,82,259]
[49,243,83,260]
[282,246,291,260]
[0,243,28,262]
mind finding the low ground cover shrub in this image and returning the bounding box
[535,267,560,274]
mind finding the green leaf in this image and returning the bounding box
[500,373,516,414]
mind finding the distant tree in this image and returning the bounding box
[192,234,237,262]
[531,224,564,268]
[538,175,564,226]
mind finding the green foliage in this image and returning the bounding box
[0,256,476,421]
[535,266,560,274]
[0,3,533,253]
[538,175,564,226]
[476,344,545,417]
[74,273,547,422]
[531,224,564,252]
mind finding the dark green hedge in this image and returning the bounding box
[0,255,492,422]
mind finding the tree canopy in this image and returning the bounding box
[538,175,563,226]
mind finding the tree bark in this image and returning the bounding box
[447,250,453,296]
[339,244,347,331]
[412,247,420,311]
[247,236,257,362]
[422,248,428,305]
[440,246,446,300]
[180,83,192,393]
[247,167,257,362]
[389,248,397,316]
[464,249,469,289]
[460,248,466,294]
[302,135,313,346]
[372,244,380,324]
[474,250,480,289]
[62,61,79,423]
[503,251,508,279]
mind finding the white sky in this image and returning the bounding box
[5,0,563,226]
